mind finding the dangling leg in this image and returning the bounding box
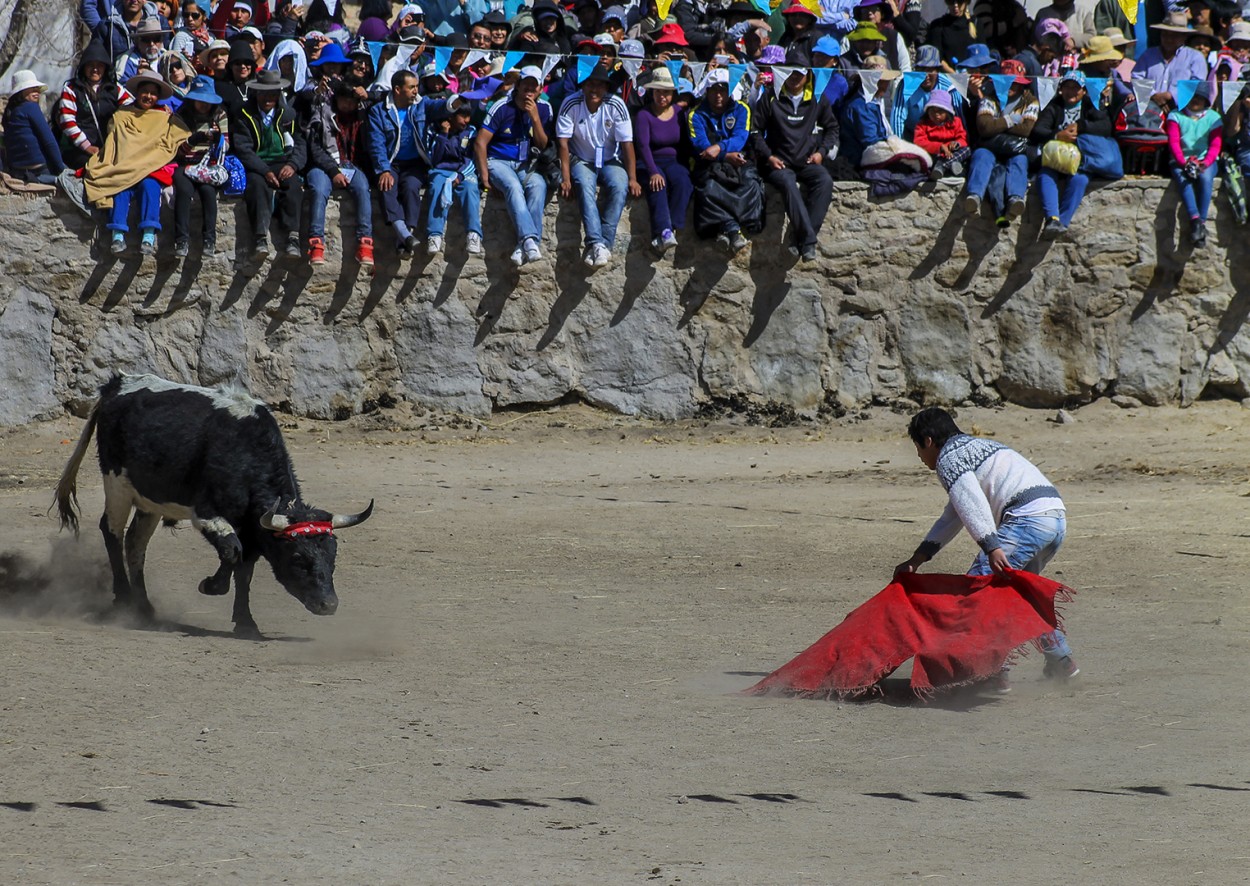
[231,556,261,639]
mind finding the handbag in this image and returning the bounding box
[982,133,1029,160]
[184,133,230,187]
[1041,139,1081,176]
[1076,132,1123,180]
[222,154,246,196]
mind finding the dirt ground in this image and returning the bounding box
[1,399,1248,885]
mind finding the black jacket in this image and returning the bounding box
[751,88,839,168]
[231,97,308,175]
[1031,95,1114,144]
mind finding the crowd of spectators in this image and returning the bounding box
[3,0,1250,268]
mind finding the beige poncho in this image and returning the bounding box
[83,107,191,209]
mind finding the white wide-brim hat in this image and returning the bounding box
[9,69,45,96]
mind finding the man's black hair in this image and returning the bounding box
[391,68,417,89]
[907,407,962,449]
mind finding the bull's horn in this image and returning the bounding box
[330,499,374,529]
[260,499,291,531]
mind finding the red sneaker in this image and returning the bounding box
[308,236,326,265]
[355,237,374,266]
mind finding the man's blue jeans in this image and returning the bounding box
[1170,161,1217,222]
[487,157,547,246]
[425,169,482,238]
[1038,167,1089,226]
[570,158,628,250]
[306,167,374,240]
[967,512,1072,661]
[967,149,1027,202]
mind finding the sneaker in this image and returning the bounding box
[466,232,483,255]
[787,244,801,258]
[991,669,1012,694]
[800,245,817,263]
[583,245,597,268]
[284,234,302,258]
[1041,217,1065,240]
[253,236,270,259]
[308,236,326,265]
[139,239,155,256]
[355,237,374,266]
[1007,197,1026,219]
[510,245,524,267]
[1042,655,1080,680]
[591,243,610,268]
[174,239,189,259]
[963,194,981,214]
[427,234,444,255]
[660,229,677,252]
[522,237,541,263]
[948,159,965,178]
[109,235,126,256]
[1191,220,1207,247]
[203,237,217,256]
[729,231,749,253]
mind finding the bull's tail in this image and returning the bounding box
[54,400,102,537]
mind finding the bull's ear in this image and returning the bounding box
[260,499,291,531]
[330,499,374,529]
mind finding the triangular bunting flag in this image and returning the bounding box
[367,40,383,71]
[859,70,882,101]
[900,70,925,106]
[665,59,684,88]
[657,0,674,19]
[988,74,1015,102]
[1036,76,1057,109]
[323,0,339,15]
[396,45,416,68]
[1222,85,1241,113]
[539,53,561,80]
[431,45,452,75]
[727,63,748,95]
[464,49,491,70]
[1173,78,1201,112]
[811,67,833,100]
[577,54,599,83]
[502,50,524,73]
[1131,77,1155,110]
[750,0,770,11]
[947,72,969,100]
[1084,76,1108,107]
[686,62,707,88]
[772,66,798,97]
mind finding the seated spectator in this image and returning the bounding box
[913,88,969,178]
[171,74,228,256]
[473,66,553,267]
[926,0,977,73]
[171,0,213,59]
[81,71,190,255]
[1133,13,1211,112]
[1166,82,1222,246]
[838,67,894,168]
[1012,30,1065,79]
[1079,35,1133,123]
[850,0,911,72]
[230,68,307,258]
[891,44,964,140]
[1224,81,1250,184]
[482,10,513,50]
[424,99,483,256]
[1035,0,1098,49]
[688,68,764,253]
[556,67,640,270]
[843,22,891,70]
[306,80,375,266]
[3,71,66,185]
[121,19,172,82]
[345,44,378,104]
[368,68,462,256]
[266,38,309,95]
[634,66,694,254]
[964,59,1036,225]
[1031,70,1113,238]
[751,53,838,262]
[1226,21,1250,65]
[197,39,230,78]
[778,1,821,58]
[811,35,849,108]
[222,1,254,39]
[265,0,305,41]
[57,43,130,170]
[156,51,197,111]
[216,39,257,115]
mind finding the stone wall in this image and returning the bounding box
[1,177,1247,426]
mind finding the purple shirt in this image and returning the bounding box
[1132,46,1209,96]
[634,107,683,177]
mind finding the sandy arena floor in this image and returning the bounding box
[1,399,1248,885]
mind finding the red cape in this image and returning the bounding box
[744,570,1072,698]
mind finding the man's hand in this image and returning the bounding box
[701,143,722,160]
[378,170,395,191]
[1151,91,1173,109]
[893,555,926,579]
[264,171,281,188]
[987,548,1011,574]
[277,163,295,181]
[807,151,822,166]
[559,177,573,199]
[628,178,642,198]
[767,155,786,170]
[332,172,348,189]
[725,151,747,167]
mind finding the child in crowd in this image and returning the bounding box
[425,102,484,256]
[1167,82,1222,247]
[913,89,969,179]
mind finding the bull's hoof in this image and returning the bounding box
[233,621,264,640]
[198,576,229,596]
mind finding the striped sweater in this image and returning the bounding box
[917,435,1064,560]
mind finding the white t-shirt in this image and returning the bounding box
[556,92,633,166]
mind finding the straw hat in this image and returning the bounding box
[1101,27,1131,47]
[1082,35,1123,63]
[645,66,677,91]
[125,69,174,99]
[1150,11,1192,33]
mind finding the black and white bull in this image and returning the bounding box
[55,374,373,637]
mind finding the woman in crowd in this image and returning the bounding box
[1166,82,1222,247]
[171,74,229,257]
[926,0,978,72]
[3,71,66,184]
[1031,70,1114,239]
[57,43,130,170]
[171,0,213,59]
[964,58,1037,226]
[633,66,692,254]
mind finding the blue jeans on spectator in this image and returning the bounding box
[1038,167,1089,227]
[967,511,1072,662]
[1170,161,1217,222]
[307,166,373,240]
[642,157,693,236]
[108,178,162,232]
[570,158,629,250]
[967,149,1027,203]
[487,157,547,246]
[425,169,482,238]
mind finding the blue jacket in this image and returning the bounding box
[2,100,66,174]
[688,99,751,158]
[838,96,889,167]
[366,93,457,174]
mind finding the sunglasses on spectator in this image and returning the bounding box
[140,35,164,43]
[186,11,203,18]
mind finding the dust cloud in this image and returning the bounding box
[0,537,111,620]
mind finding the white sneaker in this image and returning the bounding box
[522,237,542,263]
[660,229,677,252]
[510,245,524,267]
[592,243,610,268]
[466,232,483,255]
[427,235,443,255]
[583,246,597,268]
